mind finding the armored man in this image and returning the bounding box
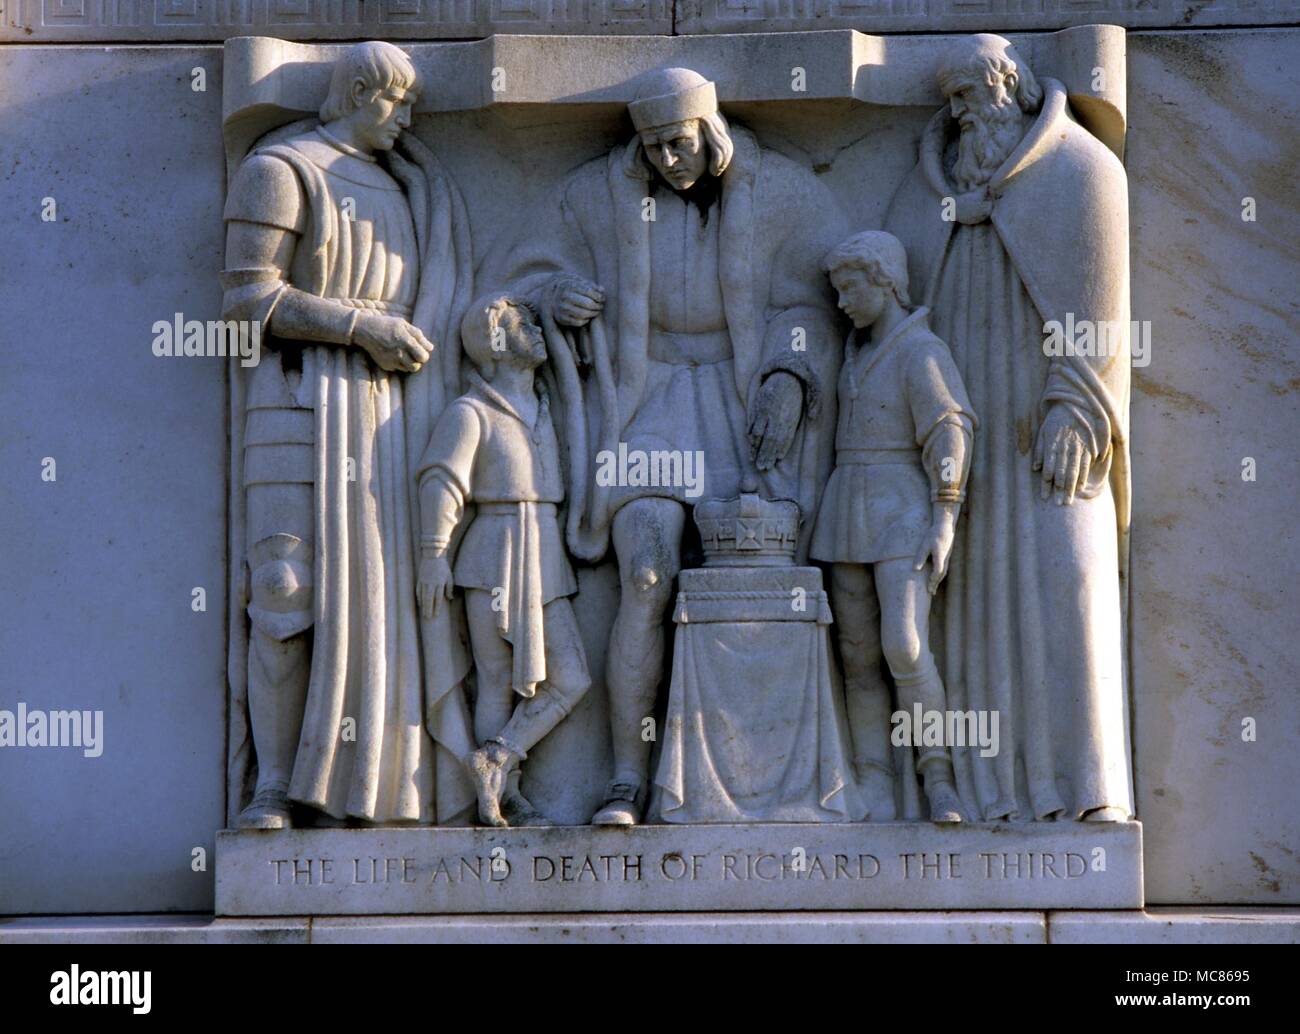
[222,42,473,827]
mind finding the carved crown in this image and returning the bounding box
[695,493,801,567]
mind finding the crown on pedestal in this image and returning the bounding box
[695,492,801,567]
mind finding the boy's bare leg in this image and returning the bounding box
[466,594,592,826]
[829,563,897,820]
[874,557,966,823]
[465,590,515,745]
[464,589,519,827]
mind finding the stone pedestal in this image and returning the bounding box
[215,822,1143,915]
[654,565,866,823]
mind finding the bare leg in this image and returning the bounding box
[495,598,591,755]
[240,482,313,830]
[464,589,517,827]
[874,557,964,823]
[594,497,685,825]
[829,563,897,820]
[465,594,593,827]
[465,590,516,747]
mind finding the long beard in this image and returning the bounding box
[951,101,1024,192]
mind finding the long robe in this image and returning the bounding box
[223,124,475,823]
[885,80,1134,820]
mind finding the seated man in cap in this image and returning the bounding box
[483,67,852,825]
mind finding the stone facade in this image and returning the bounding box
[0,14,1296,939]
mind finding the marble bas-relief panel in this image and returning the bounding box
[2,26,1296,918]
[212,28,1145,913]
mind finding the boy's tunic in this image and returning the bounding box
[417,373,578,697]
[810,307,975,564]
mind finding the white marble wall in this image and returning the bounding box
[1125,28,1300,905]
[1,28,1297,913]
[0,47,230,913]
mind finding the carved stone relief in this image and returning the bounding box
[218,27,1137,909]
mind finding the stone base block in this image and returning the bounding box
[215,821,1142,916]
[0,916,307,944]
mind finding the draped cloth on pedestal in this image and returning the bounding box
[654,567,869,823]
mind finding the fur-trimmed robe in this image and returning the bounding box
[482,124,847,558]
[884,79,1133,820]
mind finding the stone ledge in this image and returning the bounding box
[0,915,308,944]
[676,1,1300,38]
[1049,908,1300,943]
[216,822,1143,915]
[0,0,673,43]
[3,0,1299,42]
[6,909,1298,943]
[309,911,1046,942]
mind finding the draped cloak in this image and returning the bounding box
[223,124,476,823]
[480,125,845,559]
[884,79,1133,820]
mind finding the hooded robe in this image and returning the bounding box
[884,78,1133,820]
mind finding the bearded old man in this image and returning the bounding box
[223,42,474,827]
[884,34,1133,822]
[485,68,846,825]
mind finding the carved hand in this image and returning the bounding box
[353,312,434,374]
[417,555,454,620]
[548,274,605,328]
[1032,404,1095,505]
[748,371,804,471]
[913,505,959,595]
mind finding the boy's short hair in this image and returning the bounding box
[822,230,912,308]
[460,293,538,377]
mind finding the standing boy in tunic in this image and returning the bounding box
[416,294,591,827]
[810,231,977,822]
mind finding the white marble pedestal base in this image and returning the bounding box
[214,821,1143,915]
